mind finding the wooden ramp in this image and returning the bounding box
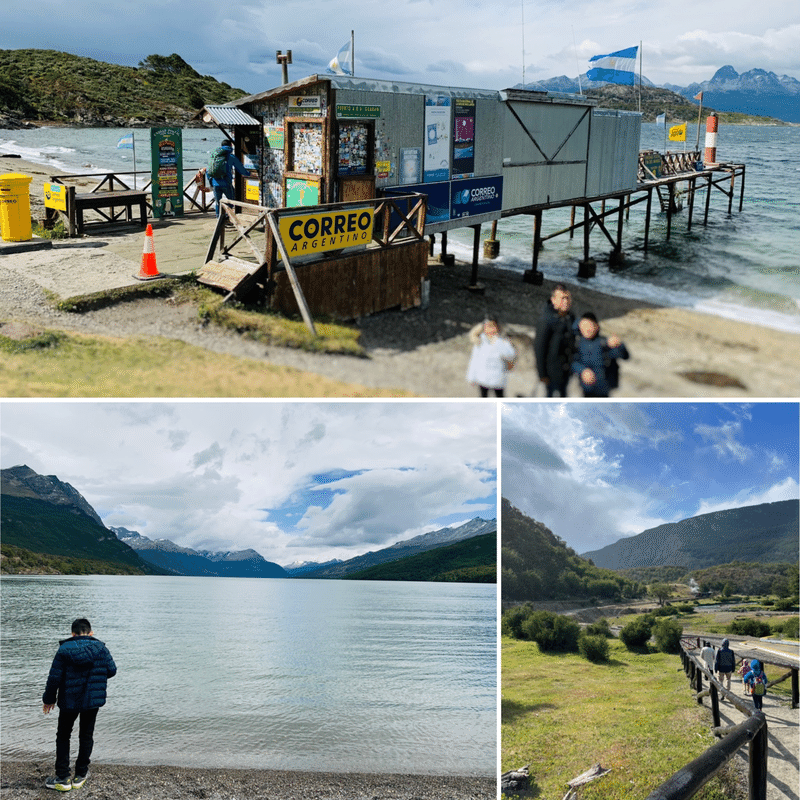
[197,258,258,294]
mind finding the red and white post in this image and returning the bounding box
[704,113,718,165]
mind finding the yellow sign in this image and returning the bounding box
[43,182,67,211]
[278,207,374,255]
[668,123,687,142]
[245,180,259,202]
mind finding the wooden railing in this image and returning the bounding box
[49,168,215,217]
[644,641,773,800]
[638,150,703,182]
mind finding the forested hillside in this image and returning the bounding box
[0,50,247,127]
[501,499,644,603]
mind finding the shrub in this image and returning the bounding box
[773,597,799,612]
[502,604,533,639]
[728,618,771,637]
[773,616,799,639]
[653,619,683,653]
[675,603,695,614]
[585,618,612,638]
[522,611,581,652]
[579,634,610,663]
[620,616,653,649]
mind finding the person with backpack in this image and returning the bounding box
[743,659,768,710]
[42,618,117,792]
[714,638,737,692]
[208,139,253,217]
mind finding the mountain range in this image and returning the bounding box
[1,464,495,583]
[580,500,799,570]
[521,65,800,123]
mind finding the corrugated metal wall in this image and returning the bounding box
[500,100,592,210]
[586,109,642,197]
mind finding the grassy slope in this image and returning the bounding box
[0,49,247,124]
[502,636,743,800]
[346,532,496,583]
[0,328,408,397]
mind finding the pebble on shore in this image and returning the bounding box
[0,760,497,800]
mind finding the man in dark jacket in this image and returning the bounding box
[42,619,116,792]
[534,284,575,397]
[209,139,253,217]
[714,638,737,692]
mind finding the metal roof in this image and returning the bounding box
[231,74,503,108]
[200,105,260,126]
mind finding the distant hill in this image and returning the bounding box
[112,527,287,578]
[518,72,792,124]
[0,49,247,128]
[581,500,799,570]
[299,517,496,579]
[501,499,643,602]
[0,465,162,575]
[347,533,496,583]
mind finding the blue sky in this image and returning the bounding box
[0,401,497,565]
[2,0,798,94]
[502,402,799,553]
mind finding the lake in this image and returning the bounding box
[0,576,497,775]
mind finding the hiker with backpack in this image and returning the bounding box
[207,139,253,217]
[714,638,737,692]
[743,659,768,710]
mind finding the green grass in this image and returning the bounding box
[502,636,743,800]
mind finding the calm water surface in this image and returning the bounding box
[0,576,497,775]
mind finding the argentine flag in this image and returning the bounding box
[327,40,353,76]
[587,46,638,86]
[117,132,134,150]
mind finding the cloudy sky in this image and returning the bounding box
[0,401,497,566]
[502,402,799,554]
[2,0,797,94]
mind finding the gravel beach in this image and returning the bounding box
[2,155,799,398]
[0,760,496,800]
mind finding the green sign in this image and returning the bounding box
[150,126,183,218]
[337,104,381,119]
[285,177,320,207]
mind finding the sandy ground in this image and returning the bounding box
[2,154,799,398]
[0,761,496,799]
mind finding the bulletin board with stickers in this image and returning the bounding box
[284,118,326,207]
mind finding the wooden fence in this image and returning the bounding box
[643,640,794,800]
[47,168,214,235]
[200,191,428,333]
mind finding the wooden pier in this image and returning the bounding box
[455,150,746,284]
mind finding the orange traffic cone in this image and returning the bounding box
[134,224,164,281]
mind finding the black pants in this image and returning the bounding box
[479,386,504,398]
[55,707,98,778]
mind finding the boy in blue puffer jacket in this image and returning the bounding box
[42,619,117,792]
[572,312,630,397]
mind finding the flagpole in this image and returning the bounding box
[351,29,355,76]
[695,94,703,152]
[132,132,137,189]
[638,40,642,113]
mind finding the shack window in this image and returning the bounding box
[286,119,324,175]
[337,122,373,176]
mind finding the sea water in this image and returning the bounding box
[1,123,798,333]
[0,575,497,775]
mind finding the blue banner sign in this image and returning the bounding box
[450,176,503,219]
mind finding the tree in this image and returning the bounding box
[650,583,673,606]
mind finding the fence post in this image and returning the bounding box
[792,668,798,709]
[710,683,720,728]
[748,713,768,800]
[696,667,703,703]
